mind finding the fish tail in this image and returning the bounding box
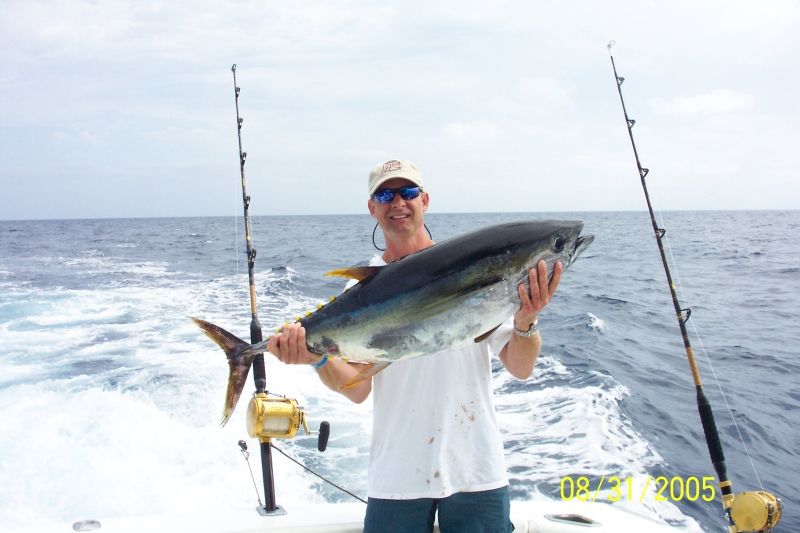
[190,317,257,426]
[192,316,250,356]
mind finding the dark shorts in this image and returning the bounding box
[363,486,513,533]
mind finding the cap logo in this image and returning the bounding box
[382,160,403,174]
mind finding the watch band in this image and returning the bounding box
[514,317,539,337]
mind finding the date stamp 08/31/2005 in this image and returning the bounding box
[559,475,717,503]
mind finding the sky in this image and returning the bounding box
[1,0,798,220]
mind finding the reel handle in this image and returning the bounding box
[317,421,330,452]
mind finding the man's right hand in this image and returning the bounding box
[268,322,372,404]
[267,322,322,365]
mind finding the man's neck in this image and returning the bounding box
[382,232,435,263]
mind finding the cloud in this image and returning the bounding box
[649,90,755,116]
[440,78,574,146]
[442,120,501,142]
[48,129,101,145]
[490,77,575,118]
[1,0,799,218]
[512,78,574,109]
[3,1,395,63]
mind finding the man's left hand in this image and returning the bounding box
[515,259,562,331]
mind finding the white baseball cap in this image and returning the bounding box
[368,159,424,196]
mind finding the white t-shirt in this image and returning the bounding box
[357,256,515,499]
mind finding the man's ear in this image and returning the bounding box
[421,191,430,212]
[368,199,376,217]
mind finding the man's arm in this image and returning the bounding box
[498,260,562,380]
[267,323,372,404]
[499,329,542,380]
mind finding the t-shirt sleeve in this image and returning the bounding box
[486,315,515,357]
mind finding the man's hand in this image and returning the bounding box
[514,259,562,330]
[267,322,321,365]
[268,321,372,403]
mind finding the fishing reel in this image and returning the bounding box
[246,392,330,449]
[237,392,330,517]
[726,490,782,532]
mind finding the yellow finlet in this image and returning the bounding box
[324,266,381,282]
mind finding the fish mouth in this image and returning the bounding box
[569,233,594,265]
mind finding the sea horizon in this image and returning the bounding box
[2,206,798,223]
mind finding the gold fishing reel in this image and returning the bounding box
[726,490,782,532]
[246,392,310,442]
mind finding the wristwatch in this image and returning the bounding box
[514,317,539,337]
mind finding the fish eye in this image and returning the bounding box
[552,236,566,253]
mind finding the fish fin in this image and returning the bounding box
[190,317,258,427]
[474,324,502,343]
[324,266,381,281]
[337,361,391,390]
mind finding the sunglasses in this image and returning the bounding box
[371,186,423,204]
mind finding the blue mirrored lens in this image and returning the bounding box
[373,186,421,204]
[400,186,421,200]
[373,189,396,203]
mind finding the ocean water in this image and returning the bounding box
[0,211,798,532]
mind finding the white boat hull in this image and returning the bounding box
[22,499,679,532]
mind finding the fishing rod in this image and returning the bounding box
[231,63,278,515]
[606,42,781,533]
[232,66,267,397]
[230,64,330,517]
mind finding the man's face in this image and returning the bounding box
[368,177,429,240]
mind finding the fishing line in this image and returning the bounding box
[654,210,765,491]
[238,440,264,508]
[688,322,766,491]
[235,183,241,290]
[271,443,367,504]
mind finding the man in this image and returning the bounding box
[268,159,562,533]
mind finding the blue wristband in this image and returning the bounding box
[312,354,330,369]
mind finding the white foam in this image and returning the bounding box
[0,364,45,387]
[52,253,174,278]
[0,383,253,528]
[587,312,608,335]
[492,362,701,531]
[0,274,700,531]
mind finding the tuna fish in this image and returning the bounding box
[193,220,593,425]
